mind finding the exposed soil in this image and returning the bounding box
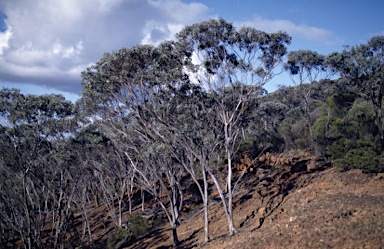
[124,150,384,249]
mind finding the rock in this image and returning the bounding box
[265,152,271,159]
[373,173,384,181]
[307,160,317,171]
[258,207,266,215]
[270,155,277,164]
[237,163,246,171]
[256,168,266,179]
[291,160,309,173]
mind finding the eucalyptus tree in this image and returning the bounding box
[176,18,291,235]
[253,100,288,132]
[326,36,384,142]
[123,133,185,245]
[92,140,130,230]
[80,41,191,245]
[283,50,331,147]
[91,110,187,245]
[0,88,76,248]
[159,83,220,243]
[67,126,119,241]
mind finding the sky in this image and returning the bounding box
[0,0,383,103]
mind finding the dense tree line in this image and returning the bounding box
[0,19,382,248]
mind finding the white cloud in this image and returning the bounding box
[235,15,334,43]
[53,40,83,58]
[0,21,11,55]
[0,0,211,94]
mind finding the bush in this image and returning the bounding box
[294,138,310,149]
[129,215,150,237]
[326,138,351,160]
[312,116,344,140]
[277,122,294,147]
[329,136,384,173]
[278,119,309,149]
[343,147,383,173]
[326,92,358,118]
[235,138,259,160]
[106,216,150,249]
[333,158,348,171]
[107,229,127,249]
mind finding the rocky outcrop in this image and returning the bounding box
[236,149,329,173]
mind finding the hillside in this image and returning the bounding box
[5,149,384,249]
[101,150,384,249]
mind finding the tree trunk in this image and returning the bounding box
[207,169,236,236]
[172,225,180,246]
[226,150,236,236]
[202,169,210,242]
[141,189,145,212]
[118,199,122,228]
[128,190,132,215]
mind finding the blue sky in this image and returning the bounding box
[0,0,383,103]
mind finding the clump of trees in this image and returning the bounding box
[0,18,383,248]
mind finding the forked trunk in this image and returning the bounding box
[207,169,236,236]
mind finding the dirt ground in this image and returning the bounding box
[123,151,384,249]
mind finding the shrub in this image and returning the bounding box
[329,136,383,173]
[278,122,294,147]
[294,138,310,148]
[333,158,348,171]
[326,92,357,118]
[129,215,150,237]
[326,138,351,160]
[278,119,308,149]
[107,229,127,249]
[235,138,259,158]
[312,116,344,140]
[343,147,383,173]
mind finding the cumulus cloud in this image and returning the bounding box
[0,0,210,94]
[0,22,11,55]
[235,15,334,43]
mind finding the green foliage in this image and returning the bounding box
[277,121,293,146]
[326,137,357,160]
[334,147,383,173]
[345,98,378,137]
[107,229,127,249]
[312,116,344,140]
[106,217,151,249]
[346,98,375,121]
[309,89,383,172]
[326,134,383,173]
[284,50,326,78]
[326,36,384,140]
[294,137,310,148]
[236,138,259,155]
[277,119,310,149]
[345,147,382,173]
[129,215,150,237]
[326,92,358,118]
